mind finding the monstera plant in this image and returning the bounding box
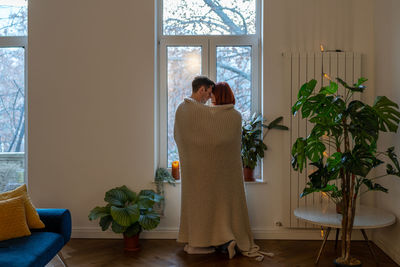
[291,77,400,266]
[89,185,163,251]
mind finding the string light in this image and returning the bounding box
[323,73,332,81]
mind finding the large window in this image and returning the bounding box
[0,0,27,192]
[159,0,261,167]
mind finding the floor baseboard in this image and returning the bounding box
[72,227,365,240]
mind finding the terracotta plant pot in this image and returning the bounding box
[123,233,140,252]
[243,167,255,182]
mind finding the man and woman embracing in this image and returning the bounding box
[174,76,273,261]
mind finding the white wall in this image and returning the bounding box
[372,0,400,264]
[28,1,156,228]
[28,0,376,241]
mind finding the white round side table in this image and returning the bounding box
[294,205,396,264]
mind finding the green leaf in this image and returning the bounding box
[139,190,163,203]
[355,77,368,87]
[308,160,329,188]
[319,81,338,95]
[305,136,326,163]
[291,138,307,172]
[326,152,343,173]
[88,206,110,221]
[373,96,400,132]
[361,179,388,193]
[104,188,128,207]
[138,196,155,210]
[99,215,113,231]
[298,79,317,99]
[267,116,288,130]
[155,167,176,186]
[341,144,382,177]
[348,103,379,146]
[300,187,318,198]
[119,185,137,202]
[111,204,140,226]
[337,77,366,92]
[125,223,141,237]
[292,79,317,115]
[386,147,400,176]
[111,221,127,234]
[139,212,160,231]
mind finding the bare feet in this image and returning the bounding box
[184,244,216,254]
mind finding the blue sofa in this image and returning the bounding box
[0,209,71,267]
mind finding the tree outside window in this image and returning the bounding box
[0,0,27,192]
[160,0,260,167]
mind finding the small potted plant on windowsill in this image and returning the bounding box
[241,114,288,181]
[154,167,176,215]
[88,185,163,251]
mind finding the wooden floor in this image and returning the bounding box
[48,239,398,267]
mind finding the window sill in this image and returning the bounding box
[155,180,267,184]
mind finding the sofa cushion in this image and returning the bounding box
[0,185,45,229]
[0,196,31,241]
[0,232,64,267]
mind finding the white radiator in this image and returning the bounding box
[283,52,362,228]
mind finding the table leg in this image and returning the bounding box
[315,227,331,265]
[335,228,340,250]
[361,229,378,265]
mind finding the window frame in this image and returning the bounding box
[157,0,262,169]
[0,36,28,185]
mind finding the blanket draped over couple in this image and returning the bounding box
[174,98,273,261]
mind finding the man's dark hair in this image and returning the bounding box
[192,76,215,93]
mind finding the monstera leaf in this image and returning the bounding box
[292,79,317,115]
[305,136,326,163]
[386,147,400,177]
[373,96,400,132]
[291,138,307,172]
[336,77,367,92]
[360,178,388,193]
[319,81,338,95]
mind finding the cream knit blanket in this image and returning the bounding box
[174,98,273,260]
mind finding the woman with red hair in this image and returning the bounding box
[211,82,236,105]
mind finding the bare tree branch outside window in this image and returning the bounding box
[0,0,27,192]
[163,0,256,165]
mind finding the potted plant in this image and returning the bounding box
[154,167,176,215]
[241,113,288,181]
[88,185,163,251]
[291,77,400,266]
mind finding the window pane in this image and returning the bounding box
[163,0,256,35]
[0,0,27,36]
[217,46,251,120]
[0,47,25,192]
[167,46,201,166]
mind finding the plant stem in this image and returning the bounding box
[341,117,351,261]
